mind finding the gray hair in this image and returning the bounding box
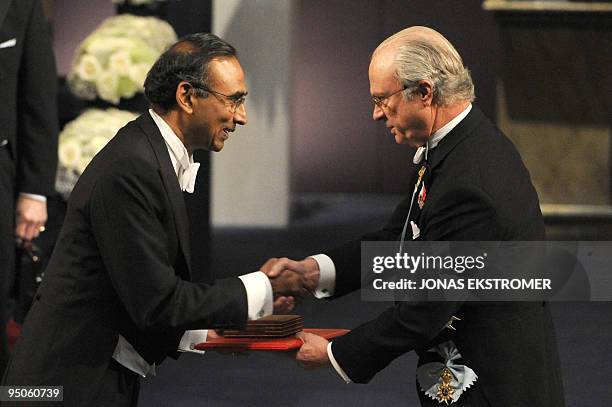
[383,27,475,106]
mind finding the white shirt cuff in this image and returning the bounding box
[19,192,47,202]
[178,330,208,354]
[327,341,351,383]
[310,254,336,298]
[238,271,273,320]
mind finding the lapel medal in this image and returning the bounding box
[418,181,427,209]
[436,368,455,405]
[417,165,426,187]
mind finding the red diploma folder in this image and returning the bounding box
[195,328,350,351]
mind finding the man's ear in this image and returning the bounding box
[176,81,194,114]
[417,80,434,106]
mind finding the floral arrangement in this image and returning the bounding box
[67,14,177,104]
[55,108,139,198]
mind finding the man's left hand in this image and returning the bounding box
[296,331,330,369]
[15,196,47,242]
[273,296,295,314]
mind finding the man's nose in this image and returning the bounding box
[372,104,385,121]
[234,103,247,125]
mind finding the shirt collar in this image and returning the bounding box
[149,109,193,177]
[413,103,472,164]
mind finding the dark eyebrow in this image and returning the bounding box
[229,91,248,99]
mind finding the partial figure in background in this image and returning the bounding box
[267,26,565,407]
[0,0,58,375]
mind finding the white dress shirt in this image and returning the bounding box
[313,104,473,383]
[111,110,273,377]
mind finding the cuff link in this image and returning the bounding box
[444,315,461,331]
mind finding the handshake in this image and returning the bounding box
[257,257,334,368]
[259,257,321,314]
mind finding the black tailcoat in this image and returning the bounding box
[3,114,249,406]
[327,106,565,407]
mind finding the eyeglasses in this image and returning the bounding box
[194,85,247,114]
[371,86,407,108]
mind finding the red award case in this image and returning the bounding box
[195,328,350,351]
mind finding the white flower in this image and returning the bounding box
[76,54,103,82]
[118,76,138,99]
[128,63,150,88]
[84,121,109,139]
[68,14,177,102]
[56,108,139,197]
[76,157,91,175]
[107,50,132,76]
[85,135,111,158]
[96,70,120,104]
[86,36,134,63]
[58,139,82,170]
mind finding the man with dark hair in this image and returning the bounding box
[144,33,237,113]
[3,33,306,406]
[0,0,58,375]
[268,27,564,406]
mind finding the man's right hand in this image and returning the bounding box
[261,257,320,291]
[268,267,311,299]
[260,257,321,313]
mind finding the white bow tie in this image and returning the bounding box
[413,134,443,164]
[413,146,427,164]
[179,162,200,193]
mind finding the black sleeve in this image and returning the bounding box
[17,0,58,196]
[325,192,415,297]
[89,159,249,333]
[330,186,497,383]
